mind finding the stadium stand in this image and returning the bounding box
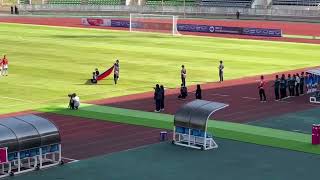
[88,0,125,5]
[19,0,31,4]
[272,0,320,6]
[145,0,196,6]
[47,0,125,5]
[47,0,82,4]
[200,0,253,7]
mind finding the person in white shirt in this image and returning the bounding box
[295,73,300,96]
[72,93,80,110]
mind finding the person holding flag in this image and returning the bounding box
[114,59,120,84]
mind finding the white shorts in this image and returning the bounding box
[3,65,8,69]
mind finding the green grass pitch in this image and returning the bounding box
[0,22,319,114]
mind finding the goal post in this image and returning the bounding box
[129,13,180,35]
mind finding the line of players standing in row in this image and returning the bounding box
[259,72,314,102]
[273,72,306,100]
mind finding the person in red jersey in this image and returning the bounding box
[258,75,266,102]
[1,55,8,76]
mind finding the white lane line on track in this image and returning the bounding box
[212,93,230,97]
[242,97,258,100]
[62,157,80,163]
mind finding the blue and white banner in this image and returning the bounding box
[82,18,282,37]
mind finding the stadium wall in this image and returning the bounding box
[17,5,320,22]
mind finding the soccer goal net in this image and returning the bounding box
[129,13,180,35]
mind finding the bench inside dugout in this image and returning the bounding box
[172,100,228,150]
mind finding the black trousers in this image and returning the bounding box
[259,89,266,101]
[280,88,286,99]
[289,86,295,96]
[300,83,304,94]
[295,84,300,96]
[181,76,186,87]
[219,71,223,82]
[275,88,280,100]
[155,99,161,111]
[160,98,164,109]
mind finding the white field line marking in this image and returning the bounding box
[0,96,34,103]
[242,97,257,100]
[62,157,80,163]
[211,93,230,97]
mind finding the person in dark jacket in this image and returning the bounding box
[288,74,295,97]
[273,75,280,101]
[178,84,188,99]
[160,85,165,111]
[300,72,305,95]
[95,68,100,77]
[195,84,202,99]
[280,74,286,99]
[91,72,97,84]
[236,11,240,19]
[154,84,162,112]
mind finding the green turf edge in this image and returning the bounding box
[38,104,320,154]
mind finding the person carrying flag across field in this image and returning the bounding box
[258,75,266,102]
[114,59,120,84]
[1,55,8,76]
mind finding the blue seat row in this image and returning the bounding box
[7,144,60,161]
[175,126,212,138]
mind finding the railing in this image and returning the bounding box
[18,4,320,17]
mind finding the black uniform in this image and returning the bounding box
[154,87,162,111]
[160,87,165,110]
[195,88,202,99]
[274,79,280,100]
[288,77,295,97]
[280,78,286,99]
[178,86,188,99]
[300,75,305,94]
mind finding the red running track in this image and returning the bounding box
[91,67,319,123]
[36,113,171,160]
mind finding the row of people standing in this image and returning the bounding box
[154,84,202,112]
[274,72,305,100]
[154,84,165,112]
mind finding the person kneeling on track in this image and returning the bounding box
[178,84,188,99]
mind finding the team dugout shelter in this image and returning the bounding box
[306,68,320,93]
[307,68,320,103]
[0,115,62,178]
[173,100,228,150]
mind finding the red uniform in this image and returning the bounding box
[2,58,8,66]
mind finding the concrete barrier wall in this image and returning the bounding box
[18,4,320,18]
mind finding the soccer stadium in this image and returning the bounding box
[0,0,319,179]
